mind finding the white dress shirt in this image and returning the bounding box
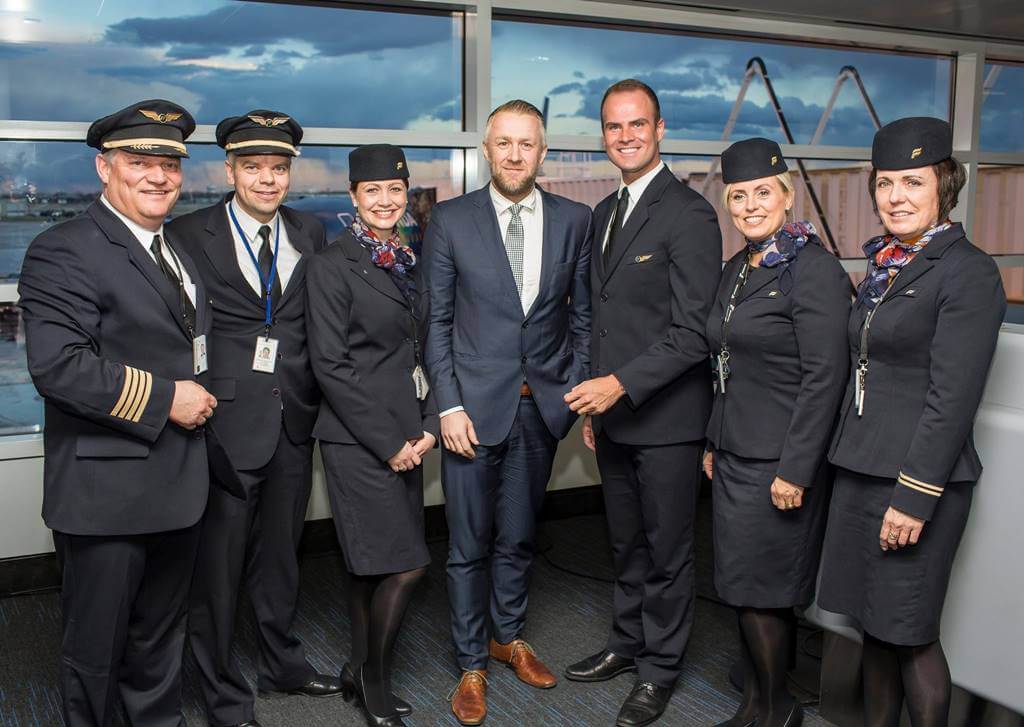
[439,184,546,420]
[225,200,301,294]
[101,194,196,305]
[489,184,544,316]
[602,160,666,253]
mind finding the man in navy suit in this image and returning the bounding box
[423,99,592,725]
[168,111,339,727]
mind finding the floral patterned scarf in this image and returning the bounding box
[350,215,418,312]
[856,221,951,309]
[746,220,821,268]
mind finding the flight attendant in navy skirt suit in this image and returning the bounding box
[307,144,437,727]
[704,138,852,727]
[818,118,1005,727]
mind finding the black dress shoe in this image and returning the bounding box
[286,673,344,697]
[340,662,413,716]
[356,665,406,726]
[616,680,673,727]
[565,650,637,682]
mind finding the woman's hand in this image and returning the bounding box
[702,450,714,480]
[770,477,804,510]
[582,415,596,452]
[412,431,437,458]
[387,442,421,473]
[879,506,925,551]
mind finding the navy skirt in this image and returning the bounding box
[712,449,832,608]
[321,441,431,576]
[817,467,973,645]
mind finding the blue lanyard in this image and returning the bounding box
[228,202,280,330]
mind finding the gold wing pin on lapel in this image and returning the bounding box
[634,254,653,263]
[139,109,183,123]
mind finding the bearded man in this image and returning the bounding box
[422,99,592,725]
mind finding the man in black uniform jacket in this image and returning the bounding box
[18,100,217,727]
[564,80,722,726]
[169,111,338,727]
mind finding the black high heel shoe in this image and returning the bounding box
[340,663,412,716]
[355,666,406,727]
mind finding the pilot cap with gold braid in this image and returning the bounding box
[87,99,195,158]
[871,117,952,170]
[216,110,303,157]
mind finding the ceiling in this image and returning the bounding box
[637,0,1024,46]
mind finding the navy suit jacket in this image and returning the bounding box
[423,185,592,445]
[18,200,211,535]
[169,195,326,473]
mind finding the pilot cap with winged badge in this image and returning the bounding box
[216,110,303,157]
[87,99,196,158]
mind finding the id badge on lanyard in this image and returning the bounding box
[229,203,282,374]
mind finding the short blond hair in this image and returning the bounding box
[484,99,547,147]
[721,171,794,211]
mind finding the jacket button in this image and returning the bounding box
[522,322,529,329]
[521,356,527,363]
[599,329,607,337]
[277,352,283,361]
[271,388,281,398]
[600,293,608,302]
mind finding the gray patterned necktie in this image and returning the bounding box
[504,203,525,296]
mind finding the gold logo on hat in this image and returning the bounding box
[396,161,404,170]
[771,155,778,165]
[248,115,290,127]
[139,109,183,123]
[911,147,923,159]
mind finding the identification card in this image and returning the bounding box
[252,336,279,373]
[193,334,209,375]
[412,364,430,401]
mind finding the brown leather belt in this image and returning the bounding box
[520,382,532,397]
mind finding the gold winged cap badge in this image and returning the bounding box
[248,114,290,127]
[139,109,183,123]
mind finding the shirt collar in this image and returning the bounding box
[100,194,164,248]
[226,197,280,240]
[618,160,665,201]
[489,184,538,215]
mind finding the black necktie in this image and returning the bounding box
[257,225,283,302]
[603,187,630,267]
[151,234,197,332]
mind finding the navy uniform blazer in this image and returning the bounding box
[168,196,326,472]
[706,243,852,486]
[829,223,1006,520]
[306,230,438,461]
[590,166,722,445]
[18,200,212,536]
[423,185,592,445]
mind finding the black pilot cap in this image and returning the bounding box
[721,137,788,184]
[216,110,303,157]
[872,117,952,170]
[349,144,409,183]
[87,99,195,158]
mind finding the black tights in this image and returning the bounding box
[862,633,951,727]
[723,607,796,727]
[348,566,426,716]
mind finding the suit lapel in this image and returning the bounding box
[165,227,210,334]
[601,167,673,287]
[882,225,962,301]
[524,188,561,320]
[88,201,193,340]
[277,206,314,309]
[342,233,408,307]
[471,185,522,304]
[203,196,262,305]
[593,194,615,281]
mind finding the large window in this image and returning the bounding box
[493,20,952,145]
[0,1,462,130]
[980,62,1024,152]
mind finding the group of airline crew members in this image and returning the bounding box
[17,77,1004,727]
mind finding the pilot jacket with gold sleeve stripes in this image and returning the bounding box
[828,223,1005,521]
[18,199,211,536]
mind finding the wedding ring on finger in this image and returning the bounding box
[887,530,899,541]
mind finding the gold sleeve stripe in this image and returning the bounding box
[126,370,153,423]
[898,474,944,496]
[111,366,137,419]
[110,366,154,422]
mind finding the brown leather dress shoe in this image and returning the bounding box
[449,669,488,726]
[488,638,557,689]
